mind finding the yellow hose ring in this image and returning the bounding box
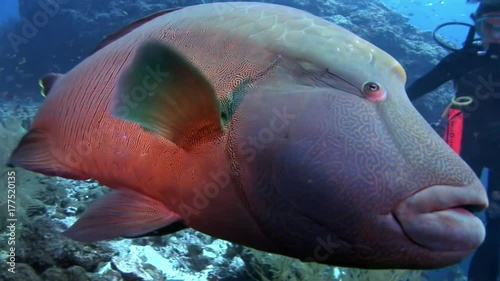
[451,96,473,107]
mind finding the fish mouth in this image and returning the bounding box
[393,180,488,252]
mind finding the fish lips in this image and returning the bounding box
[393,179,488,253]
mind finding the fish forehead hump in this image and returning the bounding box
[126,2,406,97]
[45,2,405,116]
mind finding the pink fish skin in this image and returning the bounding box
[8,2,488,269]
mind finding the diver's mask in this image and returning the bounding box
[475,12,500,43]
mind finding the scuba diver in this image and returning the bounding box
[406,1,500,280]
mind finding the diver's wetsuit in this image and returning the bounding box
[406,44,500,281]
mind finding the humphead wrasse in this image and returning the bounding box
[8,2,488,269]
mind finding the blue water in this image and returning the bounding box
[0,1,479,27]
[382,0,479,47]
[0,0,19,23]
[0,0,479,45]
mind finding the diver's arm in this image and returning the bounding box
[406,52,458,101]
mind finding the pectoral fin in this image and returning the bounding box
[110,40,224,151]
[63,189,184,242]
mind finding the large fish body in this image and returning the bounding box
[9,2,488,269]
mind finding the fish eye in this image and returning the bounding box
[362,82,386,102]
[363,82,380,93]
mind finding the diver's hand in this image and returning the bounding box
[486,191,500,219]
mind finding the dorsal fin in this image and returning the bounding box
[90,7,183,54]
